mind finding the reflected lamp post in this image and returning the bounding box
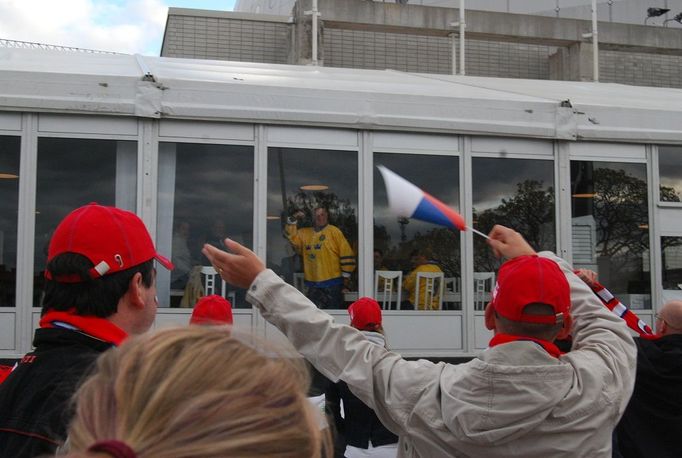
[645,7,670,24]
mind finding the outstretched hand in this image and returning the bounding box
[486,225,536,259]
[202,239,266,289]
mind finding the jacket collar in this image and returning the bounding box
[489,333,564,359]
[40,310,128,346]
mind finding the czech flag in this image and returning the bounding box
[377,165,467,231]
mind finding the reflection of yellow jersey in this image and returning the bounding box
[285,223,356,287]
[404,263,443,310]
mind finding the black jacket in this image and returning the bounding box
[614,334,682,458]
[327,380,399,450]
[0,328,113,458]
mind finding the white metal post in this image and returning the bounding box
[312,0,319,65]
[450,32,457,75]
[592,0,599,81]
[459,0,466,75]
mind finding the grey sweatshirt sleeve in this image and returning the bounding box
[538,251,637,418]
[246,269,443,436]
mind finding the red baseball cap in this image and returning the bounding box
[348,297,382,331]
[190,295,233,325]
[46,203,173,282]
[491,255,570,325]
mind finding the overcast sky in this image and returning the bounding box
[0,0,236,55]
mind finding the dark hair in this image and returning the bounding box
[42,253,154,318]
[494,303,562,341]
[374,249,383,257]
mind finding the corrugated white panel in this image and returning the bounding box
[572,224,596,264]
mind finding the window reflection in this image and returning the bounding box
[374,153,460,310]
[0,136,20,307]
[659,147,682,202]
[157,143,254,309]
[267,148,358,309]
[571,161,651,309]
[472,158,555,310]
[662,236,682,291]
[34,138,136,307]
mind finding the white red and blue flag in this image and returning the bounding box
[377,165,467,232]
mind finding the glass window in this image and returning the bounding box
[374,153,460,311]
[157,143,254,309]
[34,138,137,306]
[662,236,682,291]
[472,158,556,310]
[659,146,682,202]
[267,147,358,310]
[0,136,20,307]
[571,161,651,309]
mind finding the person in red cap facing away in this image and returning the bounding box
[0,203,173,458]
[326,297,399,458]
[203,224,636,458]
[190,294,234,326]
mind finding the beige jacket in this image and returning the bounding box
[247,252,636,457]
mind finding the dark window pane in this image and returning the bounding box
[374,153,460,311]
[472,158,555,310]
[267,148,358,310]
[34,138,136,307]
[659,146,682,202]
[157,143,254,309]
[571,161,651,309]
[0,136,20,307]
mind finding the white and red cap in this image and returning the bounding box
[46,203,173,282]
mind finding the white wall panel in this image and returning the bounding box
[373,132,459,152]
[474,315,493,350]
[569,142,645,161]
[0,112,21,131]
[268,126,357,148]
[0,313,16,350]
[471,136,552,157]
[158,120,254,141]
[38,114,138,136]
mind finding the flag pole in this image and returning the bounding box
[468,226,490,240]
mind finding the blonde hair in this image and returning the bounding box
[63,326,328,458]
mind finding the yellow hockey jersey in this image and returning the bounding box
[403,263,443,310]
[285,223,356,287]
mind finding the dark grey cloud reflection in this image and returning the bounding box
[0,136,20,273]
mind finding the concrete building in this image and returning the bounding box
[162,0,682,88]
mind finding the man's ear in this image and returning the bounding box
[484,302,497,331]
[556,314,573,340]
[127,272,145,309]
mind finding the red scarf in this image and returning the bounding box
[40,310,128,346]
[489,333,564,359]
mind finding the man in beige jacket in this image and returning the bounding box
[203,225,636,457]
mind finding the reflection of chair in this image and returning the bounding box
[200,266,236,305]
[374,270,402,310]
[473,272,496,311]
[293,272,307,294]
[415,272,444,311]
[443,277,461,310]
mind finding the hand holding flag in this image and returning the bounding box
[377,165,489,239]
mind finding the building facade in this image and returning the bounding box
[1,48,681,359]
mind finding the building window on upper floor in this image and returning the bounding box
[0,136,20,307]
[33,138,137,307]
[374,153,460,312]
[472,157,556,311]
[156,143,254,309]
[267,147,358,310]
[571,161,651,309]
[659,146,682,203]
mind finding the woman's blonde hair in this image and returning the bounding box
[63,326,328,458]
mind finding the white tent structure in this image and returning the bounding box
[0,48,680,358]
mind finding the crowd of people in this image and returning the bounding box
[0,202,679,458]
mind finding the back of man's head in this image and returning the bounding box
[42,203,173,318]
[487,255,571,341]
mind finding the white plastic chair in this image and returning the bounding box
[443,277,461,310]
[200,266,236,305]
[415,271,444,310]
[374,270,402,310]
[473,272,496,311]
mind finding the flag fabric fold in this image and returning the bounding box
[377,165,467,231]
